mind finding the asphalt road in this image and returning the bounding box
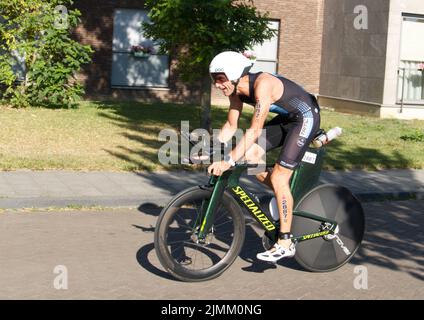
[0,200,423,299]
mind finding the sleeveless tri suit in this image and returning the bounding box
[239,72,321,170]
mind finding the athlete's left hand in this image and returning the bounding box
[207,161,232,176]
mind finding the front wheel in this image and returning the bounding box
[154,186,245,282]
[292,184,365,272]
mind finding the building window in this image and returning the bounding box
[111,9,169,88]
[250,20,280,74]
[397,14,424,103]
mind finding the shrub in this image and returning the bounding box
[0,0,93,108]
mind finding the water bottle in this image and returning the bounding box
[326,127,343,141]
[312,127,342,147]
[269,197,280,221]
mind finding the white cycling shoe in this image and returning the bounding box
[256,242,296,262]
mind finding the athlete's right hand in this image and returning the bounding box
[208,161,231,176]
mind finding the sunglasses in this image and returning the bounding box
[210,73,229,84]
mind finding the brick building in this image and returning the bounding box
[73,0,324,104]
[74,0,424,119]
[74,0,200,104]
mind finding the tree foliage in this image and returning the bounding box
[142,0,276,130]
[143,0,276,82]
[0,0,93,108]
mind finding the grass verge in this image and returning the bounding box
[0,101,423,171]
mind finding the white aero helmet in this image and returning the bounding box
[209,51,254,82]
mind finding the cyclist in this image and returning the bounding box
[207,51,321,262]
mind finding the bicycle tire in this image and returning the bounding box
[154,186,245,282]
[292,184,365,272]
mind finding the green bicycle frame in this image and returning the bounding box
[197,147,338,242]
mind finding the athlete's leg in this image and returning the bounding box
[270,164,294,247]
[244,142,266,164]
[270,103,320,244]
[251,115,287,189]
[243,142,273,187]
[257,102,321,262]
[255,163,296,262]
[256,169,273,189]
[245,142,295,245]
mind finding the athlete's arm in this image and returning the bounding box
[229,81,271,163]
[217,94,243,144]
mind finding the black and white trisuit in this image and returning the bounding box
[239,72,321,170]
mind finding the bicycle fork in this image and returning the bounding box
[196,175,227,241]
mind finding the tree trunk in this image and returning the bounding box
[200,75,212,133]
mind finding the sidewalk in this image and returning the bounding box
[0,169,423,209]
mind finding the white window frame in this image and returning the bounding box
[250,19,280,75]
[111,8,170,89]
[397,14,424,103]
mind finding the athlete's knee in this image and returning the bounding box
[255,171,267,183]
[245,144,265,163]
[270,165,292,190]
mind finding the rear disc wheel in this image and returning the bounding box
[292,184,365,272]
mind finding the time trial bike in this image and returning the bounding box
[154,128,365,282]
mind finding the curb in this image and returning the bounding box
[0,196,172,210]
[0,191,422,210]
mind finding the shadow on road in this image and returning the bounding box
[135,243,180,282]
[135,199,424,282]
[133,203,180,280]
[132,204,160,232]
[350,201,424,282]
[138,203,162,216]
[134,204,305,281]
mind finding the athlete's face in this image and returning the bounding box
[211,73,234,96]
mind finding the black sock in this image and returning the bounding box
[278,232,293,240]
